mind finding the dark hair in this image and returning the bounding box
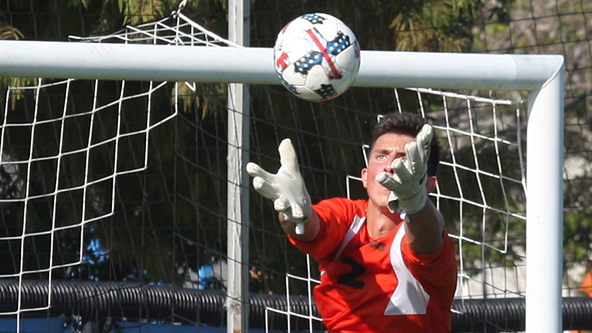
[370,112,441,177]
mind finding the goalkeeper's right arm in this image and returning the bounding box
[246,138,320,241]
[277,208,320,241]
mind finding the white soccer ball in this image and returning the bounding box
[273,13,361,102]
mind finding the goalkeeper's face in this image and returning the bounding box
[362,132,414,211]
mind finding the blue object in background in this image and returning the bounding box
[197,264,215,290]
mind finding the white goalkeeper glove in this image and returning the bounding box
[375,124,433,220]
[246,138,311,235]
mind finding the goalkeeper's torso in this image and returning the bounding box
[289,197,457,333]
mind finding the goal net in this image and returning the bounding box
[0,7,570,333]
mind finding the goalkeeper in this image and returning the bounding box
[247,112,457,333]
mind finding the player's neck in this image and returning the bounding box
[366,202,401,239]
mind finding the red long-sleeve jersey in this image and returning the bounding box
[290,197,457,333]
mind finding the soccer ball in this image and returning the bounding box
[273,13,361,102]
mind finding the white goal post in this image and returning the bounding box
[0,40,564,333]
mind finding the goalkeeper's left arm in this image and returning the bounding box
[375,124,445,254]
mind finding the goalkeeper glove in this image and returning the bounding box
[375,124,433,220]
[246,138,311,235]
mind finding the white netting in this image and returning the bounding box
[70,12,240,47]
[0,8,540,333]
[0,9,239,327]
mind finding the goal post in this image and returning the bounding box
[0,41,563,88]
[0,40,564,333]
[524,65,564,333]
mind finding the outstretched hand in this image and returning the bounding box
[246,139,311,234]
[376,124,432,218]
